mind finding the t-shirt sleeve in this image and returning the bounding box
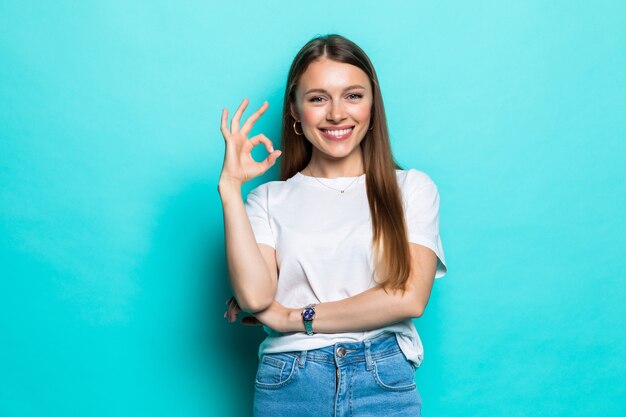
[243,184,276,249]
[404,170,448,279]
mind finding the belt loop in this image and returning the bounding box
[297,350,307,368]
[364,339,374,371]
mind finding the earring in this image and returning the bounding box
[368,123,374,131]
[293,120,303,135]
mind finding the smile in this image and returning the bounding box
[319,127,354,140]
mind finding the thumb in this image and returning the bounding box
[265,150,282,168]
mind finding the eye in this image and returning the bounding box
[309,96,325,103]
[347,93,363,100]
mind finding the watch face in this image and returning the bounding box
[302,308,316,320]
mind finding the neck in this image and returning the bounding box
[305,151,365,179]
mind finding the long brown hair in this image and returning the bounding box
[279,34,412,294]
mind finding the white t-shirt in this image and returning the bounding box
[243,168,447,368]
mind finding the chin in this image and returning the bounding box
[325,144,361,158]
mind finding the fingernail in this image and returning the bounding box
[270,146,274,152]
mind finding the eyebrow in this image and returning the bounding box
[303,84,367,95]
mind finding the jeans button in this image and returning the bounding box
[336,346,346,358]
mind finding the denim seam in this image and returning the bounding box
[371,354,417,392]
[254,356,298,390]
[349,367,356,417]
[304,346,401,365]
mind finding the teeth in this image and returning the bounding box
[323,127,353,136]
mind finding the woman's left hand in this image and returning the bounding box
[224,296,291,333]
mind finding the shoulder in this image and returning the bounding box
[395,168,437,189]
[245,179,287,200]
[395,168,440,206]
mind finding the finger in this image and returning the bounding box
[229,297,241,313]
[227,302,239,316]
[220,108,230,139]
[224,299,233,319]
[248,134,275,154]
[267,149,283,166]
[230,98,249,134]
[226,307,237,322]
[264,150,282,169]
[228,300,240,314]
[240,101,269,137]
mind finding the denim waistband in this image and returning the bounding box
[292,332,401,369]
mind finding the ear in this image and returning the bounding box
[289,102,300,122]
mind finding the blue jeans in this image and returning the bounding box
[252,332,422,417]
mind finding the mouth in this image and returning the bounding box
[319,126,355,141]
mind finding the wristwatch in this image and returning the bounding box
[301,304,316,335]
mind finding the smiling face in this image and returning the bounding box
[291,57,373,166]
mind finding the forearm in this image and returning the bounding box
[251,244,436,333]
[219,181,275,313]
[283,285,421,333]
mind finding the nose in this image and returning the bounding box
[327,100,347,122]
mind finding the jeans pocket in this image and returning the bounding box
[372,351,417,392]
[254,352,298,390]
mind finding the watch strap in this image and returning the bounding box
[304,319,314,335]
[302,303,316,335]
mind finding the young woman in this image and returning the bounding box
[218,34,447,417]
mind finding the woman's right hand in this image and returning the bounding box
[218,98,282,191]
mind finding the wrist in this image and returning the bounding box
[286,308,303,333]
[218,180,243,204]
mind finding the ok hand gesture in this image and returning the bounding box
[219,98,282,189]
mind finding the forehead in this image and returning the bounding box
[298,58,370,93]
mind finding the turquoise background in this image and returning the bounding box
[1,1,624,416]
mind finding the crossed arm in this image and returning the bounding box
[228,243,438,333]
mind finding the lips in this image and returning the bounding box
[319,126,355,140]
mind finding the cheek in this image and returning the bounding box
[300,107,325,127]
[351,102,372,123]
[350,97,372,123]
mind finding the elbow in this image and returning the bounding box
[238,295,273,314]
[404,285,426,318]
[413,304,426,319]
[234,277,277,314]
[406,289,426,318]
[409,303,425,318]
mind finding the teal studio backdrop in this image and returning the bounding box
[1,1,624,416]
